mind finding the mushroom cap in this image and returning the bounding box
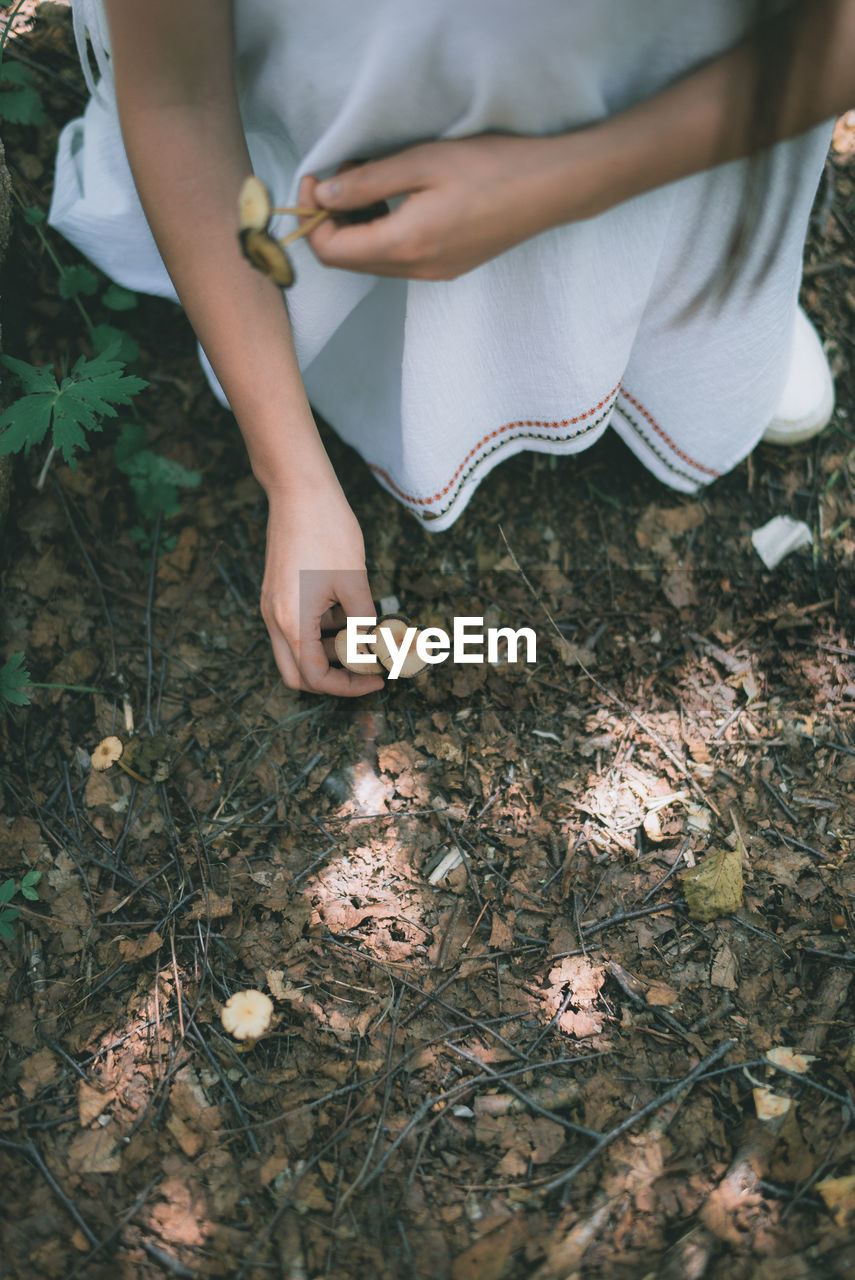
[374,614,428,677]
[91,736,123,771]
[334,627,384,675]
[238,227,294,287]
[238,174,273,231]
[221,989,274,1041]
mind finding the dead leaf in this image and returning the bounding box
[67,1129,121,1174]
[644,981,680,1007]
[816,1173,855,1228]
[765,1046,817,1075]
[77,1081,113,1126]
[451,1216,527,1280]
[19,1049,59,1100]
[711,942,739,990]
[681,846,743,922]
[117,931,163,961]
[753,1087,793,1121]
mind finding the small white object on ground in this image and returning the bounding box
[751,515,814,570]
[378,595,400,616]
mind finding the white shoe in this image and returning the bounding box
[762,307,834,445]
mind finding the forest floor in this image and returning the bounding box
[1,8,854,1279]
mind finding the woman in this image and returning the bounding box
[50,0,851,695]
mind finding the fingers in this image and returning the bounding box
[310,151,428,212]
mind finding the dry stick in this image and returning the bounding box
[64,1177,161,1280]
[0,1138,99,1247]
[233,1115,377,1280]
[137,1239,196,1279]
[142,508,161,733]
[334,981,407,1219]
[323,935,526,1060]
[445,1043,600,1139]
[189,1025,260,1155]
[51,475,118,671]
[496,525,721,819]
[538,1039,736,1199]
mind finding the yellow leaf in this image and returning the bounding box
[681,846,743,922]
[816,1174,855,1227]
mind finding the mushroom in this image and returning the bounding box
[374,614,429,678]
[221,989,274,1045]
[91,736,123,771]
[237,174,329,288]
[334,627,384,675]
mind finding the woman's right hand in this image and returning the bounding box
[260,483,386,697]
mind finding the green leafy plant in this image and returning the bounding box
[0,348,148,468]
[0,651,31,713]
[115,423,201,538]
[0,871,41,941]
[0,59,45,125]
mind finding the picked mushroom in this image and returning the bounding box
[221,989,274,1044]
[334,627,384,675]
[237,174,329,288]
[374,614,429,678]
[91,736,123,771]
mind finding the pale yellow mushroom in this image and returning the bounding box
[334,628,384,675]
[374,614,429,678]
[238,174,273,232]
[221,989,274,1043]
[91,736,123,771]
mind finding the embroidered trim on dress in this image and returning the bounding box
[617,389,721,481]
[368,382,621,520]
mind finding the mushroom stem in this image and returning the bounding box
[270,206,323,216]
[116,758,150,785]
[278,208,330,246]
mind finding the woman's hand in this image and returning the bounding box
[261,483,385,697]
[299,133,590,281]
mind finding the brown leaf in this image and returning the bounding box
[77,1081,113,1126]
[451,1217,527,1280]
[67,1129,121,1175]
[681,846,743,922]
[117,930,163,961]
[19,1049,59,1100]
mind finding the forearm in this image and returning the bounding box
[104,0,337,498]
[543,0,855,224]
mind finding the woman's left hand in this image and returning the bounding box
[299,133,580,281]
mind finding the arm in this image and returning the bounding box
[103,0,384,697]
[302,0,855,279]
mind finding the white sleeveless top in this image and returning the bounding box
[50,1,832,528]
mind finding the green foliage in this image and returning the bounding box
[57,264,99,300]
[0,348,148,467]
[0,651,31,713]
[0,870,41,942]
[22,204,45,225]
[102,284,138,312]
[0,61,45,125]
[91,323,140,364]
[115,423,201,523]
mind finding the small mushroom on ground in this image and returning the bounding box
[221,989,274,1045]
[91,736,123,771]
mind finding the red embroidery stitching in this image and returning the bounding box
[618,388,721,479]
[368,381,622,508]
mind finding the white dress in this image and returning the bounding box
[50,0,832,530]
